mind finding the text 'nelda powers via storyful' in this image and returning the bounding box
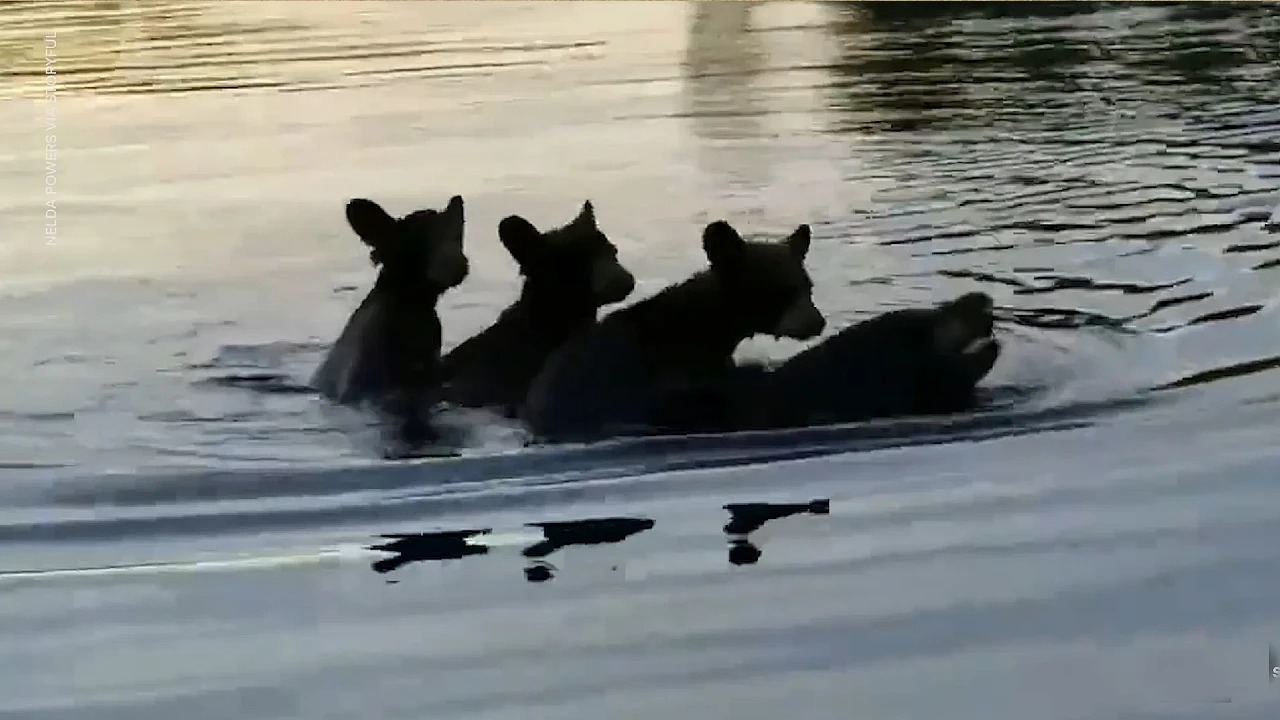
[43,32,58,247]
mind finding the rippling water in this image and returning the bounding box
[3,2,1280,718]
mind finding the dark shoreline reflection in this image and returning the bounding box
[819,1,1280,135]
[724,498,830,566]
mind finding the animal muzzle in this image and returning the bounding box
[772,297,826,340]
[937,301,1000,381]
[961,335,997,357]
[428,247,470,289]
[958,333,1000,382]
[591,258,636,305]
[936,313,995,355]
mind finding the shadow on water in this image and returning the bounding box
[369,517,656,585]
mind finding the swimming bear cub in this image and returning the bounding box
[310,195,468,448]
[521,219,826,443]
[655,291,1002,433]
[440,200,635,416]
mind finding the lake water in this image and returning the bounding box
[2,1,1280,718]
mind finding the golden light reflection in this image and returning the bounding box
[0,0,842,293]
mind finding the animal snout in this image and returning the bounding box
[773,298,825,340]
[591,257,636,305]
[961,336,995,356]
[429,249,470,289]
[957,313,995,352]
[958,334,1001,381]
[934,291,997,357]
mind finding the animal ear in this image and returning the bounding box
[498,215,545,268]
[439,195,465,244]
[702,220,746,270]
[569,200,597,230]
[785,224,811,259]
[345,198,397,248]
[946,291,994,316]
[934,292,995,353]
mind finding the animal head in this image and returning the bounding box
[701,220,826,341]
[930,291,1000,383]
[497,200,636,308]
[345,195,469,292]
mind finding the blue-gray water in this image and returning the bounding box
[3,1,1280,718]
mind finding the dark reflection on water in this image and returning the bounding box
[824,1,1280,135]
[521,517,656,583]
[366,501,841,586]
[725,499,830,567]
[366,504,841,586]
[369,517,657,585]
[370,528,491,577]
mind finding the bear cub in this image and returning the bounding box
[310,195,468,452]
[440,200,635,417]
[522,218,826,443]
[656,291,1002,433]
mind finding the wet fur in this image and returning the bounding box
[440,201,635,416]
[522,219,824,443]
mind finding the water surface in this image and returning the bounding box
[2,2,1280,718]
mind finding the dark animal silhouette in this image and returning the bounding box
[368,528,490,575]
[310,195,468,450]
[440,200,635,416]
[656,291,1002,433]
[724,499,830,566]
[522,219,826,443]
[521,516,656,583]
